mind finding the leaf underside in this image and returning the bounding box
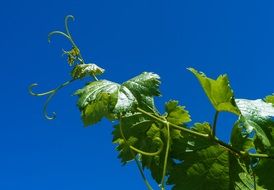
[112,101,192,183]
[168,123,264,190]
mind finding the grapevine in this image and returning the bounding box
[29,16,274,190]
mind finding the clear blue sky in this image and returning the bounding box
[0,0,274,190]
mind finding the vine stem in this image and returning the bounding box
[119,117,164,156]
[133,155,154,190]
[160,120,170,190]
[136,107,274,160]
[119,116,154,190]
[252,170,257,190]
[48,15,99,82]
[212,111,219,138]
[136,107,208,138]
[247,153,274,159]
[214,138,241,156]
[48,16,85,64]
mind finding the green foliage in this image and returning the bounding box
[169,145,254,190]
[165,100,191,125]
[74,72,161,126]
[235,99,274,149]
[112,112,155,163]
[75,80,136,125]
[255,159,274,189]
[71,63,105,79]
[188,68,240,115]
[122,72,161,97]
[63,47,81,66]
[230,120,254,152]
[265,94,274,104]
[30,16,274,190]
[112,100,191,184]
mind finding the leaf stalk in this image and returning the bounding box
[137,107,274,161]
[137,107,209,138]
[119,117,164,156]
[119,116,154,190]
[212,111,219,138]
[160,120,170,190]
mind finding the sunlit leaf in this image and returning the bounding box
[75,80,137,126]
[122,72,161,97]
[75,72,161,126]
[71,63,105,79]
[236,99,274,148]
[236,99,274,119]
[188,68,240,115]
[165,100,191,125]
[32,27,274,190]
[265,94,274,105]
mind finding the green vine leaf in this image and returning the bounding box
[165,100,191,125]
[141,122,180,183]
[75,80,136,126]
[75,72,161,126]
[31,15,274,190]
[138,95,158,112]
[255,159,274,189]
[191,122,212,135]
[230,120,254,152]
[188,68,240,115]
[265,94,274,105]
[122,72,161,103]
[168,123,265,189]
[112,112,157,163]
[244,99,274,189]
[168,144,258,190]
[71,63,105,79]
[171,122,212,160]
[254,115,274,190]
[236,99,274,119]
[235,99,274,149]
[241,117,271,148]
[122,72,160,112]
[112,101,191,183]
[122,72,161,97]
[138,101,191,183]
[112,112,167,183]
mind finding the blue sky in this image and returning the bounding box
[1,0,274,189]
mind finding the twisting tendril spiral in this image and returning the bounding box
[28,15,91,120]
